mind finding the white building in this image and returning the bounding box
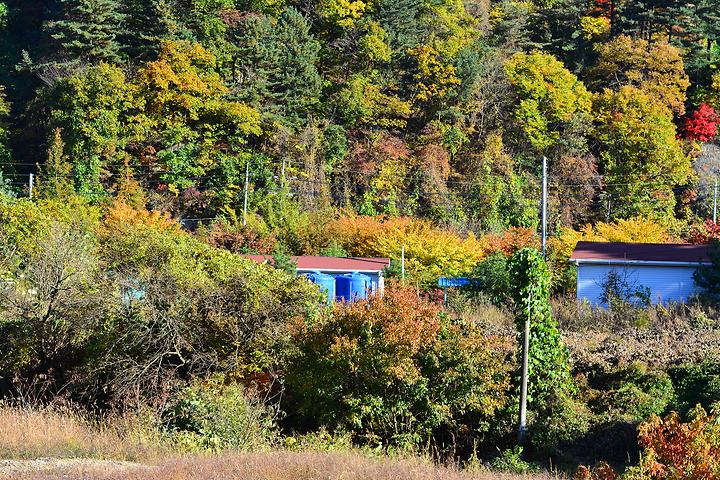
[570,242,712,306]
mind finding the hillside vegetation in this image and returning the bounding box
[1,0,720,478]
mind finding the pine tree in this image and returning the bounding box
[263,8,322,126]
[120,0,179,59]
[376,0,422,52]
[39,128,75,198]
[47,0,126,63]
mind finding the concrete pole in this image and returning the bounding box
[541,156,547,259]
[713,176,717,224]
[518,313,530,444]
[243,162,250,226]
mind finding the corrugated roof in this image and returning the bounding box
[570,241,712,264]
[245,255,391,272]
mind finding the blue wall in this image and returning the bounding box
[577,264,698,306]
[299,270,382,296]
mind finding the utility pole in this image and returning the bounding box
[714,176,718,224]
[518,309,530,444]
[541,156,548,259]
[519,156,547,444]
[28,173,34,200]
[243,161,250,226]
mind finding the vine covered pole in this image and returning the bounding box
[713,176,717,224]
[541,156,547,259]
[243,161,250,226]
[518,310,530,444]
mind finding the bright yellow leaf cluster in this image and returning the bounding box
[318,0,371,27]
[330,215,484,284]
[551,217,671,259]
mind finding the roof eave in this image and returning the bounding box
[570,258,712,267]
[296,267,387,273]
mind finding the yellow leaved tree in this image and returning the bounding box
[330,215,484,285]
[551,217,671,259]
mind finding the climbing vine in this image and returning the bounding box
[508,248,574,409]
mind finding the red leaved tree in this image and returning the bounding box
[684,104,719,142]
[687,219,720,244]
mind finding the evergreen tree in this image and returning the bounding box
[47,0,126,63]
[263,8,322,126]
[526,0,594,72]
[376,0,422,52]
[616,0,678,42]
[226,14,273,105]
[39,128,75,198]
[120,0,179,59]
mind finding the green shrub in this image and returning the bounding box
[285,287,511,450]
[489,446,538,474]
[670,359,720,415]
[165,376,278,452]
[529,392,593,448]
[464,253,511,305]
[592,362,675,422]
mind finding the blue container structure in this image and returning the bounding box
[348,272,371,300]
[334,271,371,301]
[334,274,352,302]
[305,271,336,304]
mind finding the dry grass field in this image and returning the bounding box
[2,452,556,480]
[0,406,556,480]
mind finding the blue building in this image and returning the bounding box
[245,255,390,301]
[570,242,712,306]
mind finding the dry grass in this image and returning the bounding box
[0,406,558,480]
[5,451,557,480]
[0,405,168,462]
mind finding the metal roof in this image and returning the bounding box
[245,255,391,272]
[570,241,713,265]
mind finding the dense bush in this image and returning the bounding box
[165,376,278,452]
[576,406,720,479]
[0,198,323,405]
[463,253,511,306]
[285,286,511,450]
[592,363,675,422]
[670,360,720,415]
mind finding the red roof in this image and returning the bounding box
[245,255,391,272]
[570,241,712,264]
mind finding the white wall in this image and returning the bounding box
[577,264,698,306]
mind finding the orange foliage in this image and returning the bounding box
[102,201,180,235]
[573,462,618,480]
[479,227,538,256]
[574,407,720,480]
[635,407,720,479]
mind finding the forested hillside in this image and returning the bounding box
[3,2,720,478]
[0,0,719,234]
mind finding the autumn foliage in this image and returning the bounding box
[285,286,511,448]
[683,104,719,142]
[688,219,720,244]
[329,215,485,284]
[574,406,720,480]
